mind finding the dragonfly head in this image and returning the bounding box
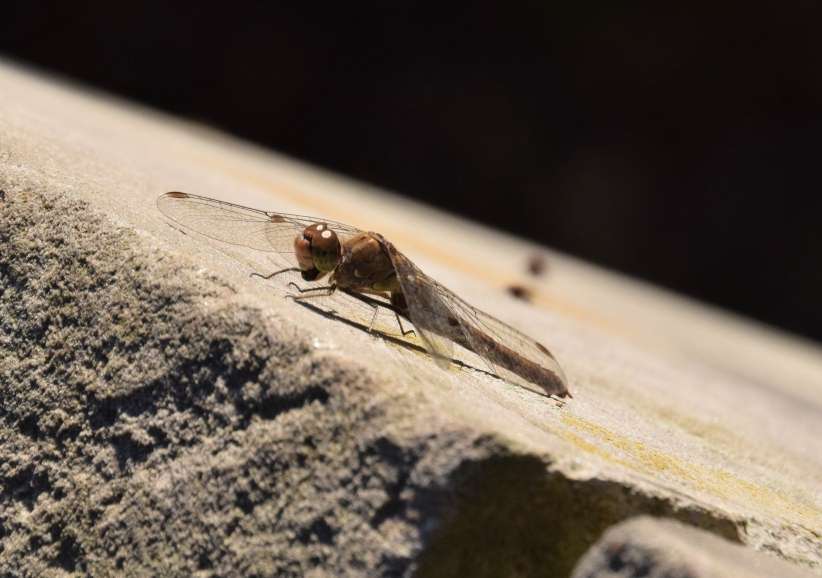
[294,223,341,274]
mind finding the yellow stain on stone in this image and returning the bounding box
[559,414,822,531]
[650,405,739,449]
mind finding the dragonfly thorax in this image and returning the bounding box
[294,223,341,274]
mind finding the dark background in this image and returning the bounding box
[3,3,821,342]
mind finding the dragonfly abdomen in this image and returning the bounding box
[464,325,567,397]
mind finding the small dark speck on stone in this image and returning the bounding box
[0,190,5,201]
[528,254,548,277]
[507,285,533,302]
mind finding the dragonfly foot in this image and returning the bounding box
[252,267,300,281]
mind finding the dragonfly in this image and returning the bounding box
[157,192,570,398]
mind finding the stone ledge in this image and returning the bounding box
[1,59,821,576]
[0,186,737,577]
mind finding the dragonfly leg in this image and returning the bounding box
[287,281,335,294]
[286,282,337,301]
[361,300,397,335]
[338,289,416,338]
[394,311,416,337]
[251,267,301,280]
[367,306,379,333]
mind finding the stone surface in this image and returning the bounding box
[572,516,819,578]
[1,59,821,577]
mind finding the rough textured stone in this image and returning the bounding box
[572,516,819,578]
[0,189,444,576]
[0,190,737,578]
[1,59,821,577]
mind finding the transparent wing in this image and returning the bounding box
[157,192,415,339]
[156,192,362,257]
[381,236,568,397]
[439,286,568,396]
[381,240,454,369]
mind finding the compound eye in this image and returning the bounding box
[310,225,339,253]
[307,224,341,273]
[294,233,314,271]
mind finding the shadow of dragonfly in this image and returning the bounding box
[294,292,497,374]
